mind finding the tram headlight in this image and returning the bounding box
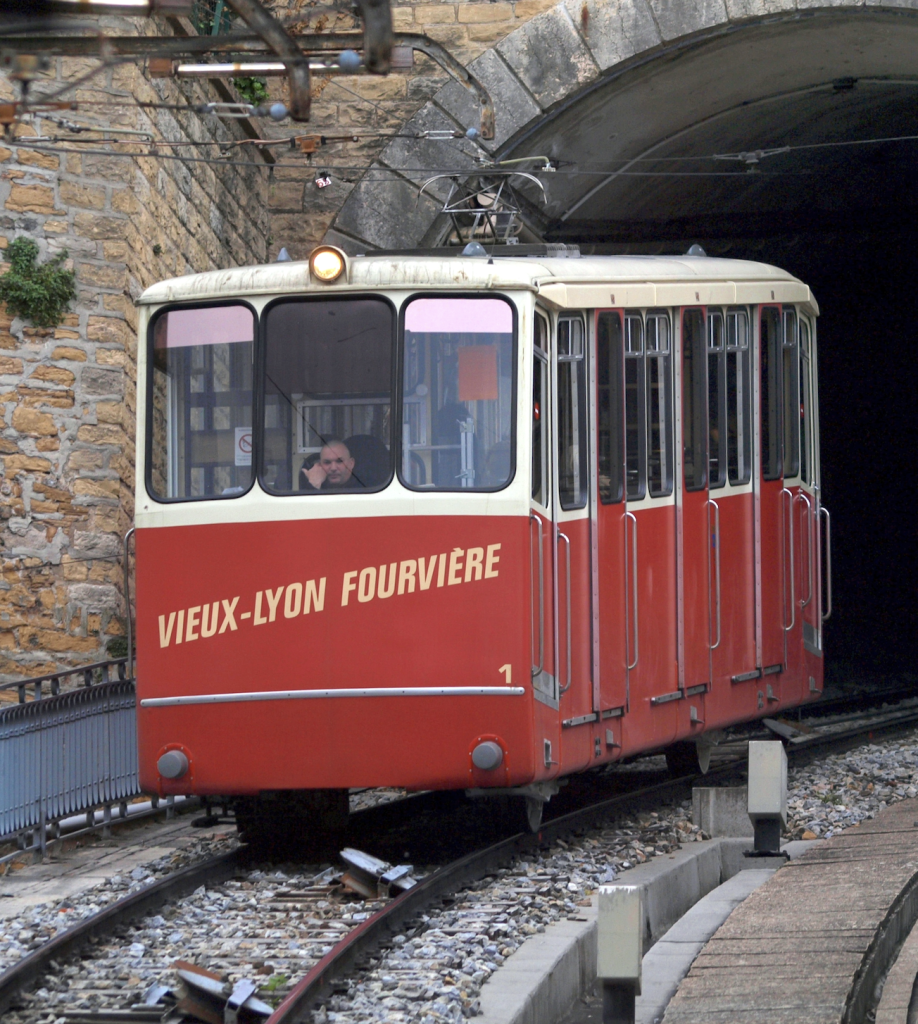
[472,740,504,771]
[157,749,189,779]
[309,245,347,283]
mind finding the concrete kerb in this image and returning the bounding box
[474,838,817,1024]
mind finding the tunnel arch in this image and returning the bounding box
[326,3,918,252]
[326,0,918,676]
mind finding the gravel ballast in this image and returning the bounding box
[4,729,918,1024]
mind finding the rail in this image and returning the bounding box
[272,701,918,1023]
[4,698,918,1020]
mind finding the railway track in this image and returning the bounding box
[3,698,918,1024]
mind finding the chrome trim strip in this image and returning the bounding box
[601,706,624,719]
[141,686,527,708]
[685,683,709,696]
[762,664,783,676]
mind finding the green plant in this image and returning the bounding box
[260,974,289,1008]
[0,237,76,328]
[191,0,234,35]
[106,636,129,659]
[233,76,269,105]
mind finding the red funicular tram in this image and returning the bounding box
[134,247,829,835]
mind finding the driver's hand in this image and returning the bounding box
[304,462,327,488]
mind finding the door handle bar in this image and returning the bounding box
[820,505,832,622]
[781,488,795,633]
[795,492,813,608]
[707,499,721,650]
[625,511,638,671]
[530,512,544,678]
[558,529,572,694]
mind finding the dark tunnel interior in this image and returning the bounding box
[511,10,918,683]
[734,231,918,680]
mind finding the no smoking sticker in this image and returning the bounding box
[235,427,252,466]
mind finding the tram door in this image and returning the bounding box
[797,316,823,662]
[782,310,820,700]
[679,309,713,693]
[530,312,561,765]
[759,307,786,675]
[707,310,758,699]
[593,311,628,722]
[554,315,595,768]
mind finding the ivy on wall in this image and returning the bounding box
[233,76,269,104]
[0,237,76,328]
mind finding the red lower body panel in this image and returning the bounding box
[136,515,536,795]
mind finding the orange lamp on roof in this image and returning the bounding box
[309,245,346,283]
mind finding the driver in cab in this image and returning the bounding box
[299,440,357,492]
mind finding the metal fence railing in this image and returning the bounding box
[0,659,144,860]
[0,656,131,704]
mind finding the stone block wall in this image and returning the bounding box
[266,0,559,259]
[0,16,268,682]
[0,0,580,680]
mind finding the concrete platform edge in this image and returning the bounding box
[846,864,918,1024]
[475,838,815,1024]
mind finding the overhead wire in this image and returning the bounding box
[7,139,815,176]
[7,79,918,180]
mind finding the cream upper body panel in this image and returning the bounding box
[134,254,818,531]
[137,254,819,316]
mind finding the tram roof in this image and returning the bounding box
[137,253,817,313]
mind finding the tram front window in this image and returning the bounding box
[262,298,395,493]
[400,297,515,491]
[148,304,255,501]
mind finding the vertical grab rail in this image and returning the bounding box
[781,488,795,633]
[794,493,813,608]
[820,505,832,621]
[707,499,721,650]
[123,527,136,680]
[625,511,639,671]
[557,530,572,694]
[530,512,544,678]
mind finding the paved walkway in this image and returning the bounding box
[662,797,918,1023]
[0,808,225,919]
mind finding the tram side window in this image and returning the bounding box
[682,309,707,492]
[597,312,623,504]
[558,317,588,510]
[760,307,783,481]
[401,297,515,491]
[262,298,394,493]
[624,314,646,500]
[707,311,726,489]
[800,319,814,486]
[532,314,549,506]
[646,312,673,497]
[726,310,752,485]
[783,308,800,479]
[149,304,255,501]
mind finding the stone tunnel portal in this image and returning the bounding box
[330,6,918,675]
